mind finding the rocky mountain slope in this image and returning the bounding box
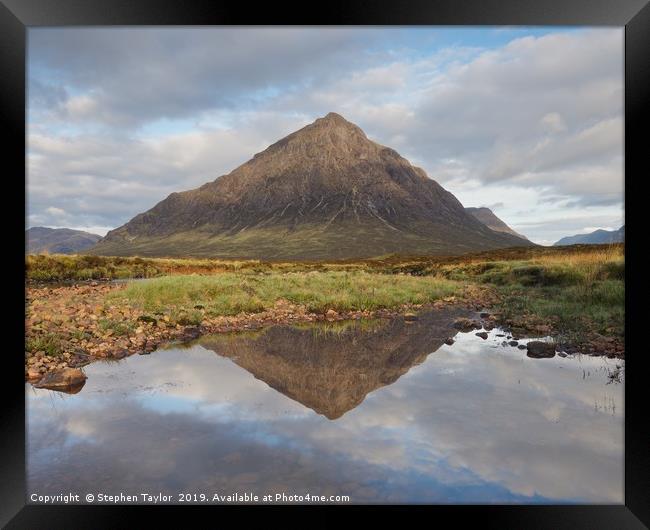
[465,207,528,240]
[91,112,533,260]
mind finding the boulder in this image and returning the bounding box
[476,331,489,340]
[526,341,556,358]
[403,312,418,321]
[444,337,455,346]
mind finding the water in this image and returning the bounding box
[26,311,624,504]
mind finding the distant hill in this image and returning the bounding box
[554,226,624,246]
[90,112,533,260]
[465,207,529,241]
[26,227,102,255]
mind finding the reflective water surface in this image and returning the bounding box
[27,311,624,504]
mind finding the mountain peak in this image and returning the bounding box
[307,111,367,136]
[320,111,349,123]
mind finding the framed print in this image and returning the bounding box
[3,0,649,527]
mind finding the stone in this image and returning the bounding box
[476,331,489,340]
[526,341,556,358]
[34,368,87,393]
[26,367,42,380]
[444,337,455,346]
[325,309,338,319]
[453,318,481,332]
[517,344,527,350]
[508,340,519,347]
[403,312,418,321]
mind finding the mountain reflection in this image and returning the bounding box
[27,313,624,503]
[194,309,466,419]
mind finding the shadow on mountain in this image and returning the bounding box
[195,306,470,419]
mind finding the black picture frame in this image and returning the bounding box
[3,0,648,527]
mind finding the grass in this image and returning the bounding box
[27,244,624,347]
[97,318,136,336]
[442,245,625,339]
[25,254,269,282]
[107,271,460,317]
[26,333,64,357]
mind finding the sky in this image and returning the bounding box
[27,27,624,245]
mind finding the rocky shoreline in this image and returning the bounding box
[25,280,624,391]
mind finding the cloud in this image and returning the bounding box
[27,28,624,243]
[28,28,384,127]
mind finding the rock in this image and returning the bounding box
[476,331,489,340]
[453,318,481,332]
[112,349,129,359]
[403,312,418,321]
[508,340,519,346]
[526,341,556,358]
[182,326,201,340]
[517,344,527,350]
[26,367,42,380]
[444,337,455,346]
[34,368,87,393]
[480,312,490,318]
[325,309,338,319]
[137,315,157,324]
[496,334,505,337]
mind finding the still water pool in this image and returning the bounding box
[27,310,623,504]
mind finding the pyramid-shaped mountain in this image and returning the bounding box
[92,112,532,260]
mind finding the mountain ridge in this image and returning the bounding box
[27,227,102,255]
[554,225,624,246]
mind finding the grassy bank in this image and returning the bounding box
[437,245,625,342]
[107,271,460,320]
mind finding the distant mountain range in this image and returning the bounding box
[90,112,532,260]
[465,207,528,240]
[26,227,102,255]
[554,225,624,246]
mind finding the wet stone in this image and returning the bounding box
[526,341,556,358]
[34,368,87,393]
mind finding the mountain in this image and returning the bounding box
[554,225,624,246]
[26,227,102,255]
[465,207,529,240]
[91,112,534,260]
